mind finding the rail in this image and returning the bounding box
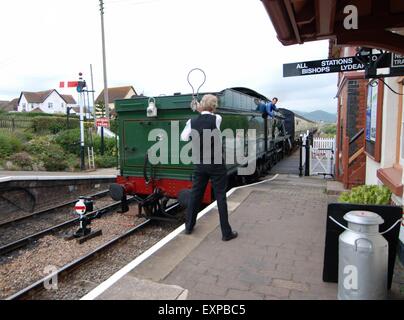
[5,219,152,300]
[6,200,180,300]
[0,197,133,256]
[0,189,110,228]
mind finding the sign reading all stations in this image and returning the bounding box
[283,52,404,77]
[283,55,375,77]
[96,117,110,128]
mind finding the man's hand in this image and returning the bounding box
[254,98,260,105]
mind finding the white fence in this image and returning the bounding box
[301,134,335,177]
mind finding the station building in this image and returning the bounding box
[261,0,404,263]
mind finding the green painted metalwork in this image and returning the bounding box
[115,88,284,180]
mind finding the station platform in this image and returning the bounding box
[83,174,345,300]
[0,168,119,183]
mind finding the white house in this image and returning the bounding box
[17,89,77,114]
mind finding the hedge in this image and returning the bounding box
[55,128,117,156]
[0,131,23,157]
[31,116,80,134]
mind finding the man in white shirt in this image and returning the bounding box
[180,94,237,241]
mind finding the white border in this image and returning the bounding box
[81,174,279,300]
[0,175,116,183]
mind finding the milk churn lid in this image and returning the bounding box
[343,211,384,225]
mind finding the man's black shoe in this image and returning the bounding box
[184,228,193,235]
[222,231,238,241]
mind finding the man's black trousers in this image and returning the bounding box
[185,164,232,237]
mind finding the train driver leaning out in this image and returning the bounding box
[254,97,279,118]
[180,94,238,241]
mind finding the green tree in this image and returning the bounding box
[95,101,106,118]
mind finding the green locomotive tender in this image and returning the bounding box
[110,87,293,219]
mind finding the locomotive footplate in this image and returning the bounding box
[137,188,180,221]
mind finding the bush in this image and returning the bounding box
[338,185,392,205]
[31,116,79,134]
[65,154,81,171]
[39,144,69,171]
[25,136,55,155]
[95,155,117,168]
[55,129,82,155]
[0,131,23,157]
[109,120,118,134]
[93,135,116,156]
[55,128,116,157]
[12,130,34,143]
[10,112,64,118]
[321,124,336,136]
[9,152,34,170]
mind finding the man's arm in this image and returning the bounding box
[215,114,222,130]
[180,119,192,141]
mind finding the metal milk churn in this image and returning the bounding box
[338,211,388,300]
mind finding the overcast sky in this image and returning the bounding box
[0,0,338,113]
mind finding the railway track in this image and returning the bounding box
[5,202,181,300]
[0,189,110,229]
[0,194,132,256]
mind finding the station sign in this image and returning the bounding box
[283,52,404,78]
[96,117,110,128]
[391,53,404,68]
[283,54,382,77]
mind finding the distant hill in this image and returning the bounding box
[292,110,337,123]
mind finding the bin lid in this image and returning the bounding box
[343,211,384,225]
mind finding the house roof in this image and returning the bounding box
[0,98,19,112]
[18,89,77,106]
[61,94,77,105]
[95,86,137,104]
[261,0,404,54]
[30,107,44,113]
[0,101,9,109]
[22,90,54,103]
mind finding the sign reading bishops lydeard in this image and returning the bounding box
[283,52,404,78]
[283,56,369,77]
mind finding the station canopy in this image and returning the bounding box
[261,0,404,54]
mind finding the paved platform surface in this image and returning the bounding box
[161,175,337,300]
[91,174,403,300]
[97,277,188,300]
[270,150,301,175]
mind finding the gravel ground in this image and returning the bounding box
[0,204,158,299]
[0,195,116,246]
[32,220,180,300]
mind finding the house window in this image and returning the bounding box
[48,102,53,109]
[61,103,64,109]
[365,79,384,162]
[22,103,26,111]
